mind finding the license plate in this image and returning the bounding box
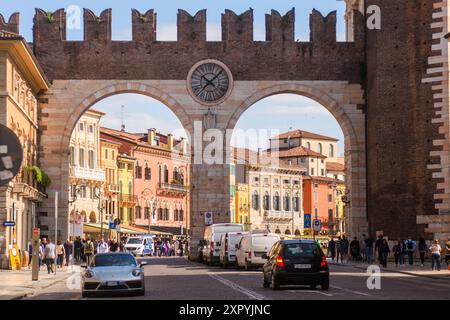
[294,264,311,269]
[107,281,119,286]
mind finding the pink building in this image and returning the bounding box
[100,127,190,236]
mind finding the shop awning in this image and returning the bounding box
[83,223,146,235]
[132,225,185,236]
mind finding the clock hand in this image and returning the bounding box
[209,69,223,84]
[201,75,215,89]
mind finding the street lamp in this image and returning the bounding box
[94,186,104,240]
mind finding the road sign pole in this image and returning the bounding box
[32,228,40,281]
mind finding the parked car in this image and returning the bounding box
[219,231,249,268]
[124,234,155,257]
[202,223,245,265]
[81,253,147,297]
[235,233,280,270]
[262,240,329,290]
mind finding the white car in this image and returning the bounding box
[124,235,154,257]
[202,223,245,265]
[235,233,280,270]
[219,231,249,268]
[81,253,147,298]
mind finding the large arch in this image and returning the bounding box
[226,82,367,237]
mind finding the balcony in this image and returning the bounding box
[264,210,294,221]
[119,194,137,206]
[107,184,120,193]
[70,166,105,182]
[157,182,188,196]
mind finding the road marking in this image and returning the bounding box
[285,289,333,297]
[208,273,267,300]
[330,285,371,297]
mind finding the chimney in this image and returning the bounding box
[147,128,156,145]
[167,134,174,150]
[180,137,187,154]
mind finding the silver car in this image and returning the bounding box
[81,253,147,298]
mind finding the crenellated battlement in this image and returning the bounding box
[24,8,366,81]
[0,12,20,34]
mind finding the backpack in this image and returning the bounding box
[84,242,94,255]
[406,241,414,251]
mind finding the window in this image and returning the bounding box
[135,206,142,219]
[158,165,162,184]
[293,180,299,185]
[314,208,318,219]
[321,159,324,164]
[145,164,151,180]
[283,192,290,211]
[273,192,280,211]
[174,209,178,221]
[105,149,108,160]
[329,144,334,158]
[311,168,314,175]
[164,208,169,220]
[321,169,325,176]
[274,178,279,184]
[293,192,300,212]
[328,194,333,203]
[127,164,133,171]
[283,179,289,184]
[79,148,85,167]
[69,147,75,166]
[263,192,270,210]
[318,143,322,154]
[88,125,93,133]
[179,209,184,221]
[88,150,95,169]
[311,158,314,162]
[306,142,311,149]
[252,191,259,210]
[314,184,319,188]
[164,165,169,183]
[264,178,269,184]
[157,208,163,220]
[254,177,259,182]
[300,158,305,163]
[135,162,142,179]
[144,207,150,219]
[79,123,84,131]
[112,150,115,160]
[128,181,132,195]
[328,209,333,223]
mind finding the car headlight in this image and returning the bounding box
[132,269,142,277]
[85,270,94,278]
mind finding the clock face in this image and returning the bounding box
[190,63,230,103]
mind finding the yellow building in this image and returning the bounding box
[334,181,346,236]
[118,155,136,226]
[235,183,250,231]
[0,30,49,268]
[100,138,121,236]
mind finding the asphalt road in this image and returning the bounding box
[26,256,450,300]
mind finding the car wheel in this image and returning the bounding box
[271,274,280,290]
[321,280,330,291]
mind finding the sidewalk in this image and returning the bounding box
[329,259,450,280]
[0,266,74,300]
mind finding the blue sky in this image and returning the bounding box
[1,1,346,154]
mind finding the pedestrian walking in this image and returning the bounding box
[405,237,416,267]
[445,237,450,270]
[56,240,65,268]
[429,240,442,271]
[28,241,32,268]
[381,239,390,268]
[375,235,384,266]
[340,236,349,263]
[328,238,336,261]
[360,235,366,262]
[364,235,374,264]
[418,238,427,267]
[393,240,403,267]
[84,238,95,266]
[44,239,56,274]
[74,237,82,264]
[350,237,360,262]
[63,239,72,266]
[97,239,109,254]
[336,237,342,263]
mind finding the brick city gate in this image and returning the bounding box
[2,0,448,254]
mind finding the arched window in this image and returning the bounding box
[164,165,169,183]
[318,143,322,154]
[157,208,163,220]
[88,150,95,169]
[158,165,162,184]
[293,192,300,212]
[69,146,76,166]
[79,148,85,167]
[128,181,132,195]
[273,192,280,211]
[329,144,334,158]
[135,161,142,179]
[283,192,291,211]
[306,142,311,150]
[275,228,281,234]
[252,191,259,210]
[263,192,270,210]
[174,209,179,221]
[295,229,301,236]
[285,229,291,235]
[179,209,184,222]
[145,163,151,180]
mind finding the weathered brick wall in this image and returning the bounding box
[0,13,19,34]
[366,0,440,239]
[31,8,365,83]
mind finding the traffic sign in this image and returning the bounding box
[3,221,16,227]
[313,219,321,232]
[304,213,312,229]
[0,124,23,187]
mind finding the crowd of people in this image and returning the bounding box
[326,235,450,271]
[153,238,188,257]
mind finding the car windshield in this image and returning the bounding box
[93,254,137,267]
[283,243,320,258]
[127,238,142,245]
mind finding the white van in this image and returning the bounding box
[219,231,249,268]
[124,234,155,257]
[235,233,280,270]
[202,223,244,265]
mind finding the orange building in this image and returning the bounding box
[302,176,339,235]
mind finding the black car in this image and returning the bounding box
[262,240,329,290]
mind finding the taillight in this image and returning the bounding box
[320,255,327,268]
[276,255,284,267]
[248,251,252,259]
[210,241,214,253]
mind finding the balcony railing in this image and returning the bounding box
[119,194,137,204]
[70,166,105,182]
[158,182,188,194]
[264,210,294,221]
[107,184,120,193]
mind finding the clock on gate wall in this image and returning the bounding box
[187,60,233,105]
